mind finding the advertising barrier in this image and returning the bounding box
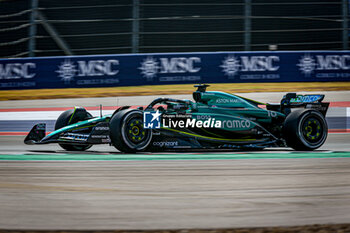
[0,51,350,90]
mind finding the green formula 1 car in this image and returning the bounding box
[25,84,329,152]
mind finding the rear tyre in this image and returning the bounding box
[55,109,93,151]
[283,109,327,151]
[109,109,152,153]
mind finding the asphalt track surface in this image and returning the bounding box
[1,135,350,230]
[1,91,349,108]
[0,92,350,230]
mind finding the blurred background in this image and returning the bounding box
[0,0,348,58]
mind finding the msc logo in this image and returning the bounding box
[298,54,350,76]
[56,59,119,84]
[221,56,280,77]
[139,56,201,81]
[0,63,36,80]
[143,110,161,129]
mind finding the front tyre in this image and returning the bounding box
[110,109,152,153]
[283,109,328,151]
[55,108,93,151]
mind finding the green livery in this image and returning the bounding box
[25,84,329,153]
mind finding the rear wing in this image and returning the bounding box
[288,93,324,104]
[267,93,329,116]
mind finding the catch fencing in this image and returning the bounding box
[0,0,348,58]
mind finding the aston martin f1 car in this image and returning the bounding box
[24,85,329,152]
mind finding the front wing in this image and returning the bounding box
[24,121,111,145]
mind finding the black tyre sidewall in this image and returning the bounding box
[284,109,328,151]
[110,109,152,153]
[55,109,93,151]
